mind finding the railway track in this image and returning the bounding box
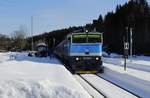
[96,74,141,98]
[75,74,141,98]
[75,74,106,98]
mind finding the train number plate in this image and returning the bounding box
[83,57,92,60]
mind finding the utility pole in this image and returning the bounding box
[31,16,34,51]
[123,27,129,71]
[53,38,55,48]
[130,28,133,59]
[126,27,129,42]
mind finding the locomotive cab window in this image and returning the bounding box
[72,33,102,43]
[72,34,86,43]
[88,34,102,43]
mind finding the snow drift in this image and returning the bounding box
[0,80,89,98]
[0,52,91,98]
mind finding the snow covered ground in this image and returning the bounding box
[81,74,138,98]
[102,53,150,98]
[0,52,91,98]
[74,75,105,98]
[0,52,150,98]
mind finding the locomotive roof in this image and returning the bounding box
[72,32,102,35]
[66,32,102,38]
[68,32,102,36]
[36,43,47,47]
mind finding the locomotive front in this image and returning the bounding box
[69,32,103,73]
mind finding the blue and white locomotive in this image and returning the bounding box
[54,31,104,74]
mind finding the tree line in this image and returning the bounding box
[0,26,27,51]
[102,0,150,55]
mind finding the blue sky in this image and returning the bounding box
[0,0,129,36]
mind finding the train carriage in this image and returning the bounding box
[54,31,103,74]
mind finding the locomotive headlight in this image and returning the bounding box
[96,57,99,60]
[76,57,79,61]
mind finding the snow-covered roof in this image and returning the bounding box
[37,43,47,47]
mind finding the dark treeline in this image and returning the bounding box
[31,0,150,55]
[1,0,150,55]
[0,34,11,51]
[102,0,150,55]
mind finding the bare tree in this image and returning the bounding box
[0,34,11,51]
[11,25,27,51]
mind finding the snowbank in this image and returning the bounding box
[0,53,9,63]
[109,53,122,58]
[0,52,91,98]
[103,56,150,73]
[103,56,150,98]
[0,80,89,98]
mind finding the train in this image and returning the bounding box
[35,43,48,57]
[54,31,104,74]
